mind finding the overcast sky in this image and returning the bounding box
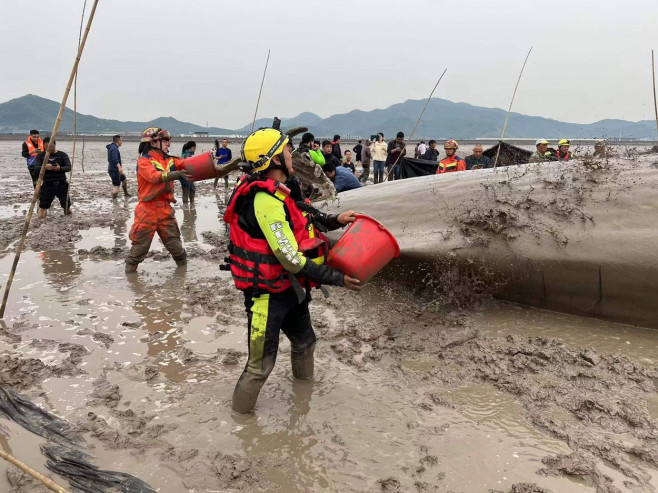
[2,0,657,129]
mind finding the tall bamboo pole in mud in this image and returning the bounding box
[0,0,100,319]
[493,46,533,170]
[65,0,88,215]
[384,68,448,182]
[251,49,271,133]
[652,50,658,135]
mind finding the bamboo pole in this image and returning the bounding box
[0,0,100,319]
[81,136,86,173]
[493,46,532,170]
[250,49,271,133]
[0,449,70,493]
[65,0,88,215]
[652,50,658,135]
[384,68,448,182]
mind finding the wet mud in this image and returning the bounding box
[0,140,656,492]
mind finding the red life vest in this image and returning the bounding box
[223,175,329,294]
[556,151,571,161]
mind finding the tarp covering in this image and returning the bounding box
[482,141,533,166]
[399,157,439,178]
[0,385,155,493]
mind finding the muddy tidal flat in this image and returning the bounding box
[0,139,657,492]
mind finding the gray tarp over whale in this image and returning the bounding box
[322,155,658,329]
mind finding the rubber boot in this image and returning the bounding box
[122,181,131,197]
[182,188,189,205]
[174,250,187,267]
[232,356,275,414]
[291,343,315,380]
[125,262,138,274]
[189,189,195,206]
[111,186,119,199]
[37,208,47,219]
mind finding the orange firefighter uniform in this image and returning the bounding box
[126,149,189,268]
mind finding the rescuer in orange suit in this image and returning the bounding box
[125,127,194,274]
[436,139,466,173]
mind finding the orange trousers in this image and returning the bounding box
[126,201,186,266]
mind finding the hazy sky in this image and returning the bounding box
[2,0,657,128]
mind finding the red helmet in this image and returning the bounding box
[444,139,458,150]
[140,127,171,143]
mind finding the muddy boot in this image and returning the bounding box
[182,188,189,205]
[37,208,48,219]
[111,186,119,199]
[232,372,268,414]
[291,343,315,380]
[174,250,187,267]
[122,181,131,197]
[125,261,138,274]
[189,189,195,206]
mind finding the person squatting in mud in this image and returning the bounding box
[32,137,72,218]
[223,128,362,414]
[125,127,195,273]
[106,134,131,199]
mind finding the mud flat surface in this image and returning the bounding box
[0,140,657,492]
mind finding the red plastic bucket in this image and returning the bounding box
[326,214,400,283]
[184,152,217,181]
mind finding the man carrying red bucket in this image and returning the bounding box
[223,127,364,414]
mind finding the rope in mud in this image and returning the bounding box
[0,449,71,493]
[251,49,271,133]
[0,0,100,319]
[384,68,448,182]
[65,0,88,215]
[493,46,532,170]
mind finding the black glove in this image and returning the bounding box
[298,260,344,287]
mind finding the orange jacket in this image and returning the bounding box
[136,150,187,203]
[436,155,466,174]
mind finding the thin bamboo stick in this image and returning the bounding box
[251,49,271,133]
[652,49,658,135]
[0,449,70,493]
[0,0,100,318]
[384,68,448,182]
[493,46,532,169]
[65,0,88,215]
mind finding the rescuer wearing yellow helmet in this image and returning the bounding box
[222,127,362,414]
[556,139,574,161]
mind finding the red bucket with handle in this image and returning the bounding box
[184,151,217,181]
[326,214,400,283]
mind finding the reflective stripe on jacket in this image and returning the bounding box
[437,155,466,173]
[136,150,187,203]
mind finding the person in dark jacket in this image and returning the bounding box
[107,135,131,198]
[352,140,363,163]
[386,132,406,180]
[342,150,356,174]
[422,140,440,161]
[322,140,343,171]
[359,139,372,183]
[180,141,197,205]
[331,134,342,161]
[464,144,493,169]
[32,138,72,219]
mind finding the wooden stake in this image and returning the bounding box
[65,0,88,215]
[0,449,70,493]
[385,68,448,182]
[493,46,533,170]
[0,0,100,319]
[652,49,658,135]
[251,49,271,133]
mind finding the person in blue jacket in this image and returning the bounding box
[323,160,362,193]
[106,135,131,198]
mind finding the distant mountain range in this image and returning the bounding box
[1,94,656,140]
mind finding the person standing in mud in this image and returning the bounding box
[22,129,44,187]
[371,133,388,184]
[107,135,131,199]
[125,127,194,273]
[223,127,362,414]
[529,139,557,163]
[32,138,72,218]
[352,139,363,164]
[386,132,406,181]
[359,139,372,183]
[215,139,232,189]
[179,141,197,205]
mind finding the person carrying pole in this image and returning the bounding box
[223,127,362,414]
[125,127,194,273]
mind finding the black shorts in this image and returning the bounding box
[39,181,71,210]
[108,170,126,187]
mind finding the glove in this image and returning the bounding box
[162,170,191,182]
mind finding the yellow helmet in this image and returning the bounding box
[240,128,289,173]
[444,139,459,149]
[558,139,571,147]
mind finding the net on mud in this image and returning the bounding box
[0,385,155,493]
